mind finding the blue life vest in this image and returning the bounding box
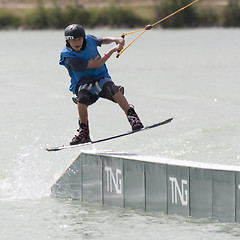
[59,35,110,93]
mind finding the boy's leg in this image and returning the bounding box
[78,102,88,125]
[112,91,130,114]
[70,90,96,145]
[113,91,144,131]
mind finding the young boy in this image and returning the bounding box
[59,24,144,145]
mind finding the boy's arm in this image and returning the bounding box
[102,37,125,46]
[87,37,125,69]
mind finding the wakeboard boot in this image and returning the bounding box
[127,106,144,131]
[70,122,91,145]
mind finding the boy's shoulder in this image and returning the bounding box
[87,34,103,46]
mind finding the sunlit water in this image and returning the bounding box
[1,28,240,239]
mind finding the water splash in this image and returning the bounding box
[0,145,54,201]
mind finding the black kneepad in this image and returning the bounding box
[100,82,119,101]
[77,89,98,106]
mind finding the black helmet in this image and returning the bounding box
[64,24,85,40]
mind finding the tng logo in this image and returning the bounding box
[169,177,188,206]
[105,166,123,194]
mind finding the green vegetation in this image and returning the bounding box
[223,0,240,26]
[155,0,219,28]
[0,0,240,29]
[0,9,22,28]
[1,5,148,29]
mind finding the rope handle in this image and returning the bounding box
[116,34,125,58]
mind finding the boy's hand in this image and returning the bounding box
[115,38,125,47]
[112,43,124,52]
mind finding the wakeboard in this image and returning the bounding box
[46,117,173,152]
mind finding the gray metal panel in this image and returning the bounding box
[167,165,189,216]
[190,168,212,219]
[124,160,145,210]
[50,152,240,223]
[82,153,102,203]
[236,172,240,223]
[51,156,82,199]
[212,170,235,222]
[102,155,124,208]
[145,163,167,212]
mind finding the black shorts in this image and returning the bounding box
[76,78,122,106]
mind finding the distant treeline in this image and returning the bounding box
[1,0,240,29]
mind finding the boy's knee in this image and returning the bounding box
[100,82,124,102]
[77,89,97,106]
[103,82,119,97]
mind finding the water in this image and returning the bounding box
[1,28,240,239]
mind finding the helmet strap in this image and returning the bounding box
[81,38,86,51]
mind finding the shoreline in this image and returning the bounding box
[0,0,238,29]
[0,0,229,9]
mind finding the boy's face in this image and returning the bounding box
[67,37,84,51]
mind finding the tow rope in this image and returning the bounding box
[116,0,200,58]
